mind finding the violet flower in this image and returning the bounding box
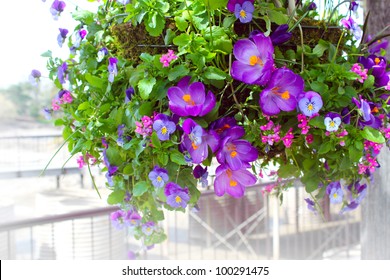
[308,2,317,10]
[298,91,323,117]
[29,69,41,86]
[358,55,389,87]
[209,117,238,138]
[324,112,342,132]
[117,0,131,4]
[181,118,219,164]
[270,24,292,46]
[304,198,317,213]
[50,0,66,20]
[340,17,362,40]
[125,210,142,226]
[260,68,304,115]
[227,0,254,12]
[57,62,67,84]
[367,35,389,55]
[57,28,68,48]
[148,165,169,188]
[214,164,257,198]
[164,182,190,208]
[326,181,344,204]
[234,1,255,23]
[231,32,274,86]
[153,113,176,141]
[349,1,359,12]
[97,47,109,62]
[125,87,134,103]
[193,165,208,188]
[167,76,216,117]
[73,29,87,49]
[111,210,126,230]
[117,124,125,146]
[108,57,118,83]
[141,221,155,236]
[216,126,258,170]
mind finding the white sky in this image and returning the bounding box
[0,0,98,89]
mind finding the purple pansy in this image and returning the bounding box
[153,114,176,141]
[29,69,41,86]
[167,76,216,117]
[216,126,258,170]
[234,1,255,23]
[298,91,323,117]
[111,210,126,230]
[117,124,125,147]
[125,210,142,226]
[349,1,358,12]
[352,96,372,122]
[231,32,274,86]
[270,24,292,46]
[340,17,362,40]
[304,198,317,213]
[57,62,67,84]
[125,87,134,103]
[214,164,257,198]
[108,57,118,83]
[73,29,87,49]
[260,68,304,115]
[308,2,317,10]
[50,0,66,20]
[148,165,169,188]
[164,182,190,208]
[326,181,344,204]
[324,112,342,132]
[181,118,219,164]
[227,0,254,12]
[193,165,208,188]
[102,139,118,186]
[141,221,155,236]
[57,28,68,47]
[97,47,109,62]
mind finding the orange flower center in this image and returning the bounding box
[192,142,198,150]
[226,169,237,187]
[249,56,264,66]
[183,94,195,105]
[375,57,381,65]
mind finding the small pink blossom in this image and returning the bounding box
[77,155,86,168]
[282,128,294,148]
[306,134,314,144]
[135,115,153,137]
[160,49,178,67]
[261,183,277,196]
[351,63,368,83]
[297,114,310,134]
[62,92,73,103]
[52,98,61,111]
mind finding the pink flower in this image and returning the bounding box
[135,116,153,137]
[306,134,314,144]
[77,155,86,169]
[282,128,294,148]
[52,98,61,111]
[351,63,368,83]
[160,49,178,67]
[62,92,73,103]
[297,114,310,134]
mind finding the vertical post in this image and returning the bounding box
[273,196,280,260]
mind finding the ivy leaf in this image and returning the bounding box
[107,190,126,205]
[360,126,385,143]
[138,77,156,100]
[133,181,150,197]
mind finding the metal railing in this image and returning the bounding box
[0,182,361,260]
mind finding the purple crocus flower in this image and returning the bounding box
[141,221,155,236]
[216,126,258,170]
[340,17,362,40]
[349,1,359,12]
[108,57,118,83]
[227,0,254,12]
[358,55,389,87]
[308,2,317,10]
[153,114,176,141]
[167,76,216,117]
[260,68,304,115]
[234,1,255,23]
[214,164,257,198]
[29,69,41,86]
[125,87,134,103]
[231,32,274,86]
[298,91,323,117]
[209,117,238,138]
[326,181,344,204]
[50,0,66,20]
[164,182,190,208]
[181,118,219,164]
[324,112,342,132]
[57,62,67,84]
[148,165,169,188]
[270,24,292,46]
[366,35,389,55]
[97,47,109,62]
[57,28,68,47]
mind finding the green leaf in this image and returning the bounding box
[363,75,375,89]
[123,165,133,175]
[151,132,161,149]
[204,66,227,80]
[360,126,385,143]
[145,13,165,36]
[174,16,188,32]
[203,0,228,11]
[138,102,154,116]
[308,115,326,129]
[318,142,332,154]
[303,158,316,171]
[133,181,150,197]
[312,40,329,57]
[157,153,169,166]
[170,150,187,165]
[85,73,104,89]
[173,33,191,48]
[267,9,289,25]
[138,77,156,100]
[41,50,52,58]
[78,101,90,111]
[107,190,126,205]
[349,145,363,162]
[106,146,122,166]
[72,10,95,25]
[278,164,300,178]
[168,65,190,81]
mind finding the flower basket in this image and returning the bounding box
[37,0,390,251]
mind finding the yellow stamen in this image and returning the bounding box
[230,180,238,187]
[230,151,238,158]
[161,126,168,135]
[157,176,162,182]
[281,91,290,100]
[375,57,381,65]
[330,121,335,127]
[372,107,379,113]
[249,56,263,66]
[175,196,182,203]
[183,94,195,105]
[239,9,246,19]
[307,103,314,111]
[333,193,338,199]
[192,142,198,150]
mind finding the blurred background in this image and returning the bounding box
[0,0,385,260]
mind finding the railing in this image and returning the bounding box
[0,182,361,260]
